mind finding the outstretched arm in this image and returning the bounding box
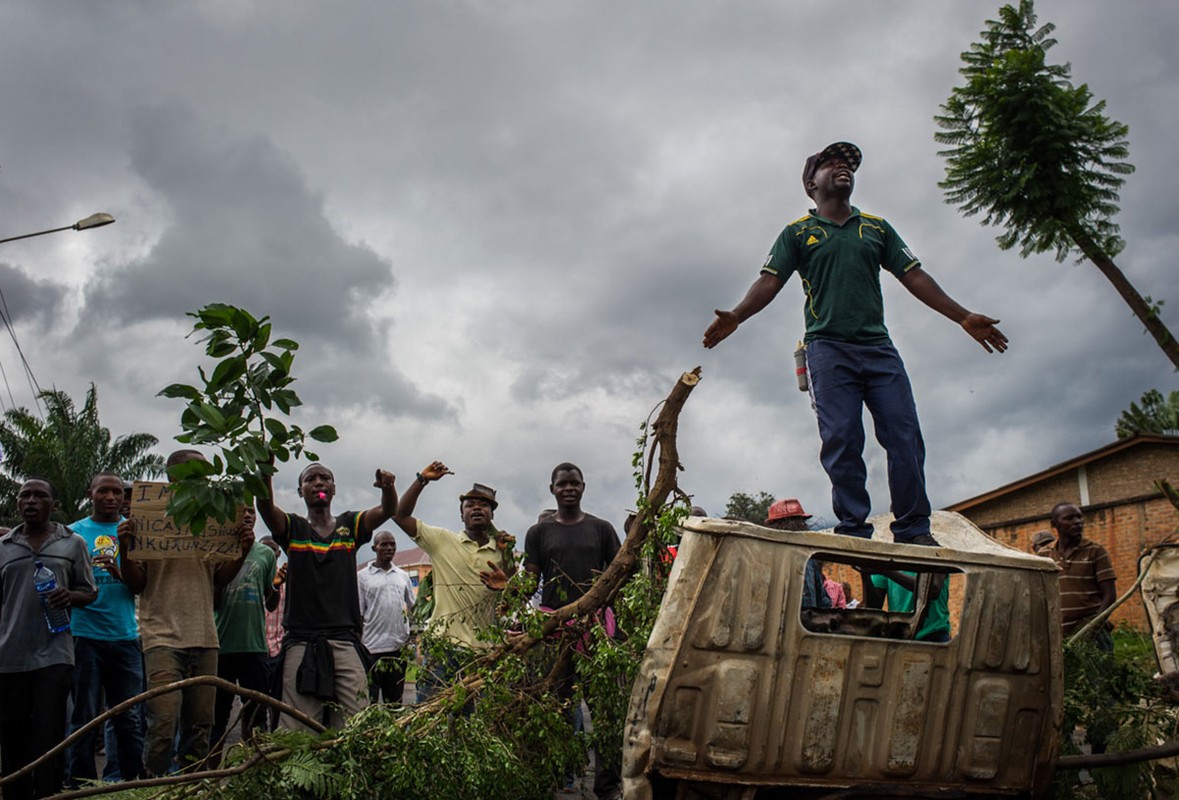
[360,469,398,536]
[899,267,1008,353]
[255,468,289,548]
[393,460,452,537]
[703,273,784,349]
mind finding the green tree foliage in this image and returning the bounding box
[0,383,164,524]
[724,490,775,523]
[159,304,338,533]
[1050,632,1178,799]
[1116,389,1179,439]
[936,1,1179,369]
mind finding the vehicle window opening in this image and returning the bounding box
[800,553,962,643]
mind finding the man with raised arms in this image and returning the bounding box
[392,461,513,699]
[704,141,1007,546]
[255,462,396,730]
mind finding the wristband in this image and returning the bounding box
[416,472,429,486]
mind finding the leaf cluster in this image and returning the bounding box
[1115,388,1179,439]
[935,0,1133,261]
[155,651,583,800]
[723,490,775,524]
[1049,630,1177,799]
[158,304,338,532]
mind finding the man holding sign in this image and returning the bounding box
[117,449,253,776]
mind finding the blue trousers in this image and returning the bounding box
[67,637,146,783]
[806,339,931,542]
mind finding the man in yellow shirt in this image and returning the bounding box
[392,461,513,700]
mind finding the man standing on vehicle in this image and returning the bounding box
[703,141,1008,546]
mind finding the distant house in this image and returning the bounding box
[394,546,431,594]
[945,434,1179,629]
[356,546,432,596]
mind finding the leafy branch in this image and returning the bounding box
[158,304,338,533]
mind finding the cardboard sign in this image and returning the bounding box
[128,481,243,562]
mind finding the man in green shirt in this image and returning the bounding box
[868,571,951,643]
[209,508,277,764]
[704,141,1008,545]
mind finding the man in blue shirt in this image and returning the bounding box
[67,472,145,783]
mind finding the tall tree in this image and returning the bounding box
[723,491,775,524]
[1115,389,1179,439]
[0,383,165,524]
[935,1,1178,369]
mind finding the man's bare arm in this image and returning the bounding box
[1098,579,1117,614]
[899,267,1008,353]
[393,461,451,537]
[703,273,784,349]
[255,469,289,548]
[361,469,398,536]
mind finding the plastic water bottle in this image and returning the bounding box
[33,560,70,634]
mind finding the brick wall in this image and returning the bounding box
[1087,444,1179,505]
[973,497,1177,630]
[952,440,1179,631]
[965,471,1079,528]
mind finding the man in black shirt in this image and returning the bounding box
[255,463,397,731]
[524,463,621,800]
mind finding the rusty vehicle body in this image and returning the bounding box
[1139,542,1179,679]
[623,510,1063,799]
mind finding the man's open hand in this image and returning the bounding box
[961,314,1008,353]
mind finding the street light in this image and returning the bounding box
[0,213,116,245]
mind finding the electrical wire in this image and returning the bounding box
[0,282,44,417]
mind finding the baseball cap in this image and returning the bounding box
[802,141,862,195]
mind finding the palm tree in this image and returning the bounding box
[0,383,165,524]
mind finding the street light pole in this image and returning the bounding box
[0,213,116,245]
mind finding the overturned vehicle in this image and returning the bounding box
[623,510,1063,800]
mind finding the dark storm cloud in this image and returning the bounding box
[78,105,448,418]
[0,265,67,326]
[0,0,1174,536]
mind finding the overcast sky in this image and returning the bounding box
[0,1,1175,555]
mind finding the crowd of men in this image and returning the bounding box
[0,455,627,800]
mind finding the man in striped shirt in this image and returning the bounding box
[1049,502,1116,650]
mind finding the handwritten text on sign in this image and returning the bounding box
[129,481,242,562]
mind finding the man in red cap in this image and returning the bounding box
[763,498,829,609]
[705,141,1008,546]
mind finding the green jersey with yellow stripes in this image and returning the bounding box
[760,206,919,344]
